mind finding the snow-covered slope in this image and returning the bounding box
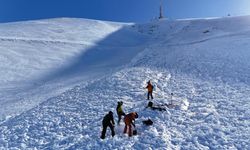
[0,18,149,120]
[0,16,250,149]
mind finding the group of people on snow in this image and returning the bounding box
[100,80,172,139]
[100,110,138,139]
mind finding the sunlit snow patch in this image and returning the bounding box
[170,97,189,111]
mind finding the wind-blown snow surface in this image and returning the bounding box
[0,16,250,149]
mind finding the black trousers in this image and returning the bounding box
[147,91,153,100]
[101,123,115,139]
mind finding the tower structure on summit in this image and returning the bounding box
[159,0,164,19]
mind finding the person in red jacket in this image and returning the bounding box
[123,112,138,137]
[146,80,154,100]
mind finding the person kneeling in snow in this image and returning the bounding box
[116,101,126,124]
[146,102,166,111]
[101,111,115,139]
[123,112,138,137]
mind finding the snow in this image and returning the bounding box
[0,16,250,149]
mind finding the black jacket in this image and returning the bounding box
[102,113,115,125]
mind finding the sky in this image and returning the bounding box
[0,0,250,23]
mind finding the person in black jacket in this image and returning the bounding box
[100,111,115,139]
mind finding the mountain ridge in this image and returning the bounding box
[0,16,249,149]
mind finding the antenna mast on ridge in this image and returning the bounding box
[159,0,164,19]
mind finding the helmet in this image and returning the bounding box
[135,112,138,118]
[109,111,113,115]
[117,101,123,105]
[133,112,138,118]
[148,102,153,107]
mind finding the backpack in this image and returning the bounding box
[142,119,153,126]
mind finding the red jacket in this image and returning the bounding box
[124,112,137,125]
[146,83,153,92]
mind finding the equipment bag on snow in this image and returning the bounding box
[142,119,153,126]
[133,129,137,135]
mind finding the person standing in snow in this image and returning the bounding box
[123,112,138,137]
[116,101,126,124]
[146,80,154,100]
[170,93,174,105]
[100,111,115,139]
